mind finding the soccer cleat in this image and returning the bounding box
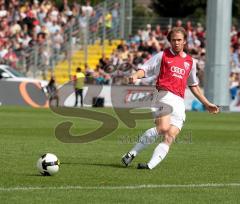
[137,163,150,169]
[121,152,135,167]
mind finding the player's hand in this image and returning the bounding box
[206,103,220,114]
[128,75,138,84]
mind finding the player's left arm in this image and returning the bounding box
[189,85,219,114]
[187,59,219,114]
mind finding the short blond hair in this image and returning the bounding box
[167,27,187,42]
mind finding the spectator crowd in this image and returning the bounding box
[0,0,102,77]
[0,0,76,74]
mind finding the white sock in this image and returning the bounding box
[147,143,169,169]
[129,127,159,156]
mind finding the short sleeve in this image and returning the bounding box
[138,52,163,77]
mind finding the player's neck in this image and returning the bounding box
[170,48,186,58]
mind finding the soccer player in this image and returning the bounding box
[121,27,219,169]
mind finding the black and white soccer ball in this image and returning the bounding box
[36,153,60,176]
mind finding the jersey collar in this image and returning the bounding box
[170,48,187,58]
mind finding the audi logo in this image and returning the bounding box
[170,66,185,75]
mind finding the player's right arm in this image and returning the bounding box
[129,52,163,84]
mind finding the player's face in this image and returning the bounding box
[170,32,186,53]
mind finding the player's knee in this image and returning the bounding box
[156,125,170,134]
[164,134,175,145]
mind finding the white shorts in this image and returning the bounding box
[152,90,186,130]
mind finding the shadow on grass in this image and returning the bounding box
[25,174,47,177]
[61,161,133,169]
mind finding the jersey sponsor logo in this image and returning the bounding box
[172,73,183,79]
[170,66,185,75]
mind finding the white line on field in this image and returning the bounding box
[0,183,240,191]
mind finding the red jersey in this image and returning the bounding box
[138,48,198,98]
[156,49,193,98]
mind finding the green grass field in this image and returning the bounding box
[0,106,240,204]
